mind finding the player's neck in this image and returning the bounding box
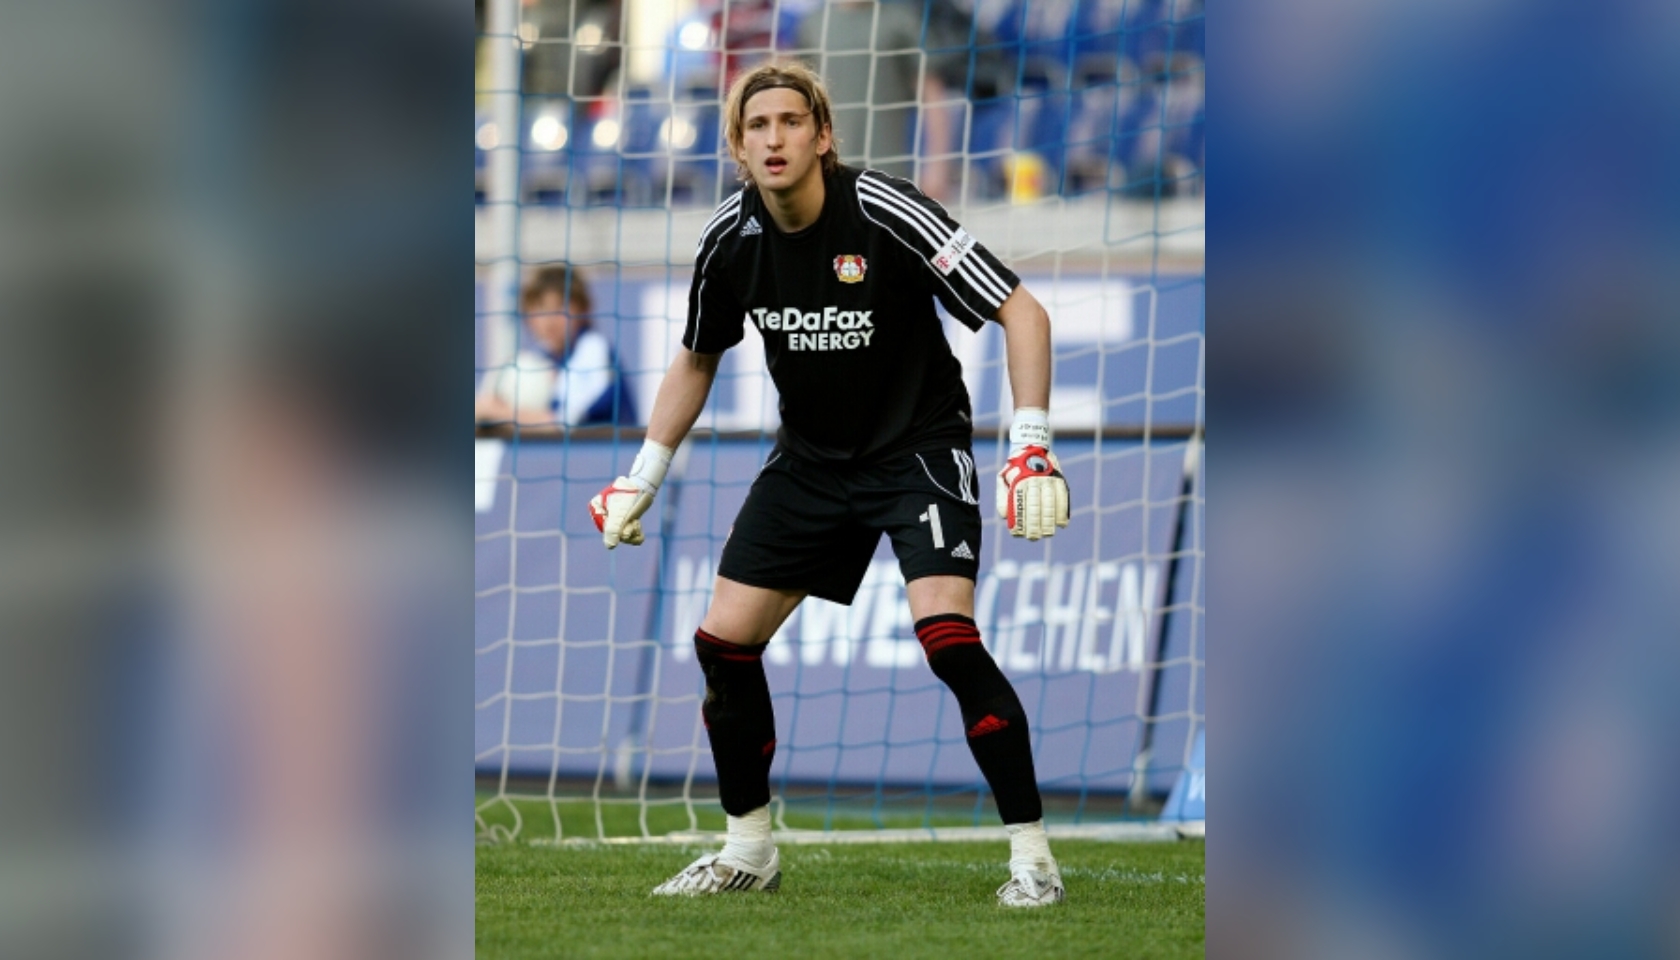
[759,168,826,233]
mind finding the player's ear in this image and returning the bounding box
[816,124,832,156]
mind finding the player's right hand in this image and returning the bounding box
[589,478,655,548]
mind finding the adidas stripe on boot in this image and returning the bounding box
[650,848,782,896]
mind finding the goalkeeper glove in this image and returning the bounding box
[996,408,1070,540]
[589,440,673,548]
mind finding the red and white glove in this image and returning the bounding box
[589,440,673,548]
[995,409,1070,540]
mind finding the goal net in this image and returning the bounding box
[474,0,1203,842]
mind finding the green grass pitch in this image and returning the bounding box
[476,837,1205,959]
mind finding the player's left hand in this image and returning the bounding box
[589,478,655,548]
[996,446,1070,540]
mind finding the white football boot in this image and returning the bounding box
[650,847,782,896]
[996,863,1065,907]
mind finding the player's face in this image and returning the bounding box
[738,87,831,192]
[525,291,581,356]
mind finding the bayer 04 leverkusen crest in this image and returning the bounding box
[833,254,867,283]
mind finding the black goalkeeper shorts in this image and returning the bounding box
[717,444,985,605]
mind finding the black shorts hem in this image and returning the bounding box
[714,563,865,607]
[900,564,979,585]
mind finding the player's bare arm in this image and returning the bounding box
[996,284,1053,409]
[589,348,721,548]
[994,284,1071,540]
[645,348,721,448]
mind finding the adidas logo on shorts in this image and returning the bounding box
[951,540,974,560]
[739,216,762,236]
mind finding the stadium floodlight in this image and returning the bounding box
[659,117,697,150]
[592,119,620,150]
[530,116,567,152]
[678,22,710,51]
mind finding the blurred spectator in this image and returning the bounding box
[795,0,955,198]
[475,265,636,426]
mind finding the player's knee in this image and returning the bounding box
[905,575,976,622]
[701,578,801,645]
[698,614,775,647]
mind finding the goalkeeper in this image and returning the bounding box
[591,62,1068,908]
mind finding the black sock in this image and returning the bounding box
[915,614,1043,824]
[694,629,776,817]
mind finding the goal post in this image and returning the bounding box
[475,0,1204,843]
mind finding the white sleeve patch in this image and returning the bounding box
[930,228,977,276]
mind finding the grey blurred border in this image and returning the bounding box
[1211,1,1680,958]
[0,1,472,957]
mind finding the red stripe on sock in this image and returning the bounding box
[916,622,977,637]
[916,629,979,650]
[915,624,979,643]
[913,618,981,635]
[922,635,983,656]
[695,630,765,662]
[704,648,762,662]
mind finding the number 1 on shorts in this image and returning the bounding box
[919,503,945,549]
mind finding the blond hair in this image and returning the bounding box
[723,61,840,183]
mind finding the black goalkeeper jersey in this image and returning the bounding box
[683,165,1020,463]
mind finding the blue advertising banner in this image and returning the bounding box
[476,436,1201,794]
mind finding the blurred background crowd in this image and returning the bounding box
[475,0,1205,206]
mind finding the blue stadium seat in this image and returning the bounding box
[1123,0,1173,65]
[1174,0,1205,59]
[1108,46,1203,199]
[1158,52,1205,195]
[1073,0,1130,62]
[667,80,725,206]
[1111,79,1162,197]
[1018,70,1075,190]
[567,103,632,207]
[962,95,1015,200]
[1062,54,1138,195]
[619,86,666,207]
[997,0,1079,82]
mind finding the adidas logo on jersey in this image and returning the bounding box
[739,216,762,236]
[951,540,974,560]
[967,714,1009,738]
